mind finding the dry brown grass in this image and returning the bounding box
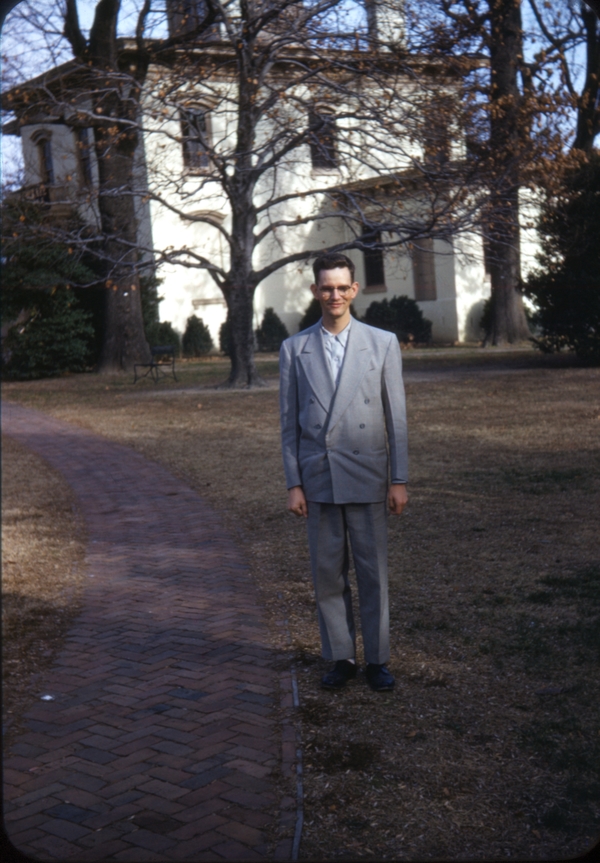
[2,348,600,860]
[1,435,87,749]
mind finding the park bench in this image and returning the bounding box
[133,345,178,384]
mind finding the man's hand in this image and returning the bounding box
[287,486,308,518]
[388,483,408,515]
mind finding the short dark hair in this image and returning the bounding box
[312,252,355,284]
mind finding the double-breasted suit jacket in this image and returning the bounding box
[279,319,408,503]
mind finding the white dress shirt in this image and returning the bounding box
[321,320,351,388]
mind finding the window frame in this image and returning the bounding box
[308,106,338,171]
[32,132,55,187]
[76,127,94,185]
[180,107,212,172]
[412,238,437,302]
[361,230,387,293]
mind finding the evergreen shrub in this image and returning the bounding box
[3,287,95,379]
[363,295,432,344]
[523,156,600,364]
[255,307,289,351]
[1,208,99,377]
[145,320,181,356]
[182,314,213,356]
[298,298,322,330]
[140,273,164,332]
[219,317,232,356]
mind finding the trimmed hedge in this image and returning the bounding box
[182,314,213,356]
[256,307,289,351]
[145,320,181,356]
[363,295,432,343]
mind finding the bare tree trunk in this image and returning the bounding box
[93,93,151,371]
[63,0,151,371]
[486,0,530,344]
[584,1,600,21]
[223,284,265,388]
[217,39,267,388]
[61,0,217,371]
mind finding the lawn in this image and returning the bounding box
[2,347,600,860]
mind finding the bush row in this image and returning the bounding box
[217,295,432,356]
[110,294,430,365]
[2,293,431,380]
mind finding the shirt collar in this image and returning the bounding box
[320,318,351,346]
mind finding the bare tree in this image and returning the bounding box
[3,0,494,384]
[2,0,220,372]
[120,2,492,385]
[404,0,598,346]
[484,0,531,343]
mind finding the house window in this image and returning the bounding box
[76,127,94,185]
[308,107,338,169]
[181,109,211,170]
[36,137,55,186]
[167,1,209,37]
[422,96,451,165]
[412,238,437,301]
[362,231,386,292]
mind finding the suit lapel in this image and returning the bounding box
[328,323,373,431]
[298,326,335,410]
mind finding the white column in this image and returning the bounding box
[365,0,405,49]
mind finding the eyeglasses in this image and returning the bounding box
[317,286,353,297]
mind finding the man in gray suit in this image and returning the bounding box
[279,252,408,691]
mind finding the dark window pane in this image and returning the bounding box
[412,238,437,301]
[422,96,451,165]
[77,127,93,185]
[181,110,210,169]
[362,231,385,288]
[167,1,209,36]
[36,138,54,186]
[309,108,337,169]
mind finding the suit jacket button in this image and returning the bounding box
[353,450,359,455]
[315,423,322,429]
[359,423,365,429]
[364,398,370,404]
[309,398,315,404]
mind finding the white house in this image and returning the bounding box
[2,1,536,348]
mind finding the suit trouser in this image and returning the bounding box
[306,501,389,665]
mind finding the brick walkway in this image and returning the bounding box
[2,402,298,862]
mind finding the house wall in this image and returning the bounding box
[14,112,493,347]
[152,193,490,346]
[14,53,546,350]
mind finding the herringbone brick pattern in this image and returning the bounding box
[2,402,296,861]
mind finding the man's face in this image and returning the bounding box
[310,267,359,322]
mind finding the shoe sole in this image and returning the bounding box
[321,676,357,689]
[367,680,395,691]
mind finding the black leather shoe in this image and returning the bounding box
[366,664,395,691]
[321,660,358,689]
